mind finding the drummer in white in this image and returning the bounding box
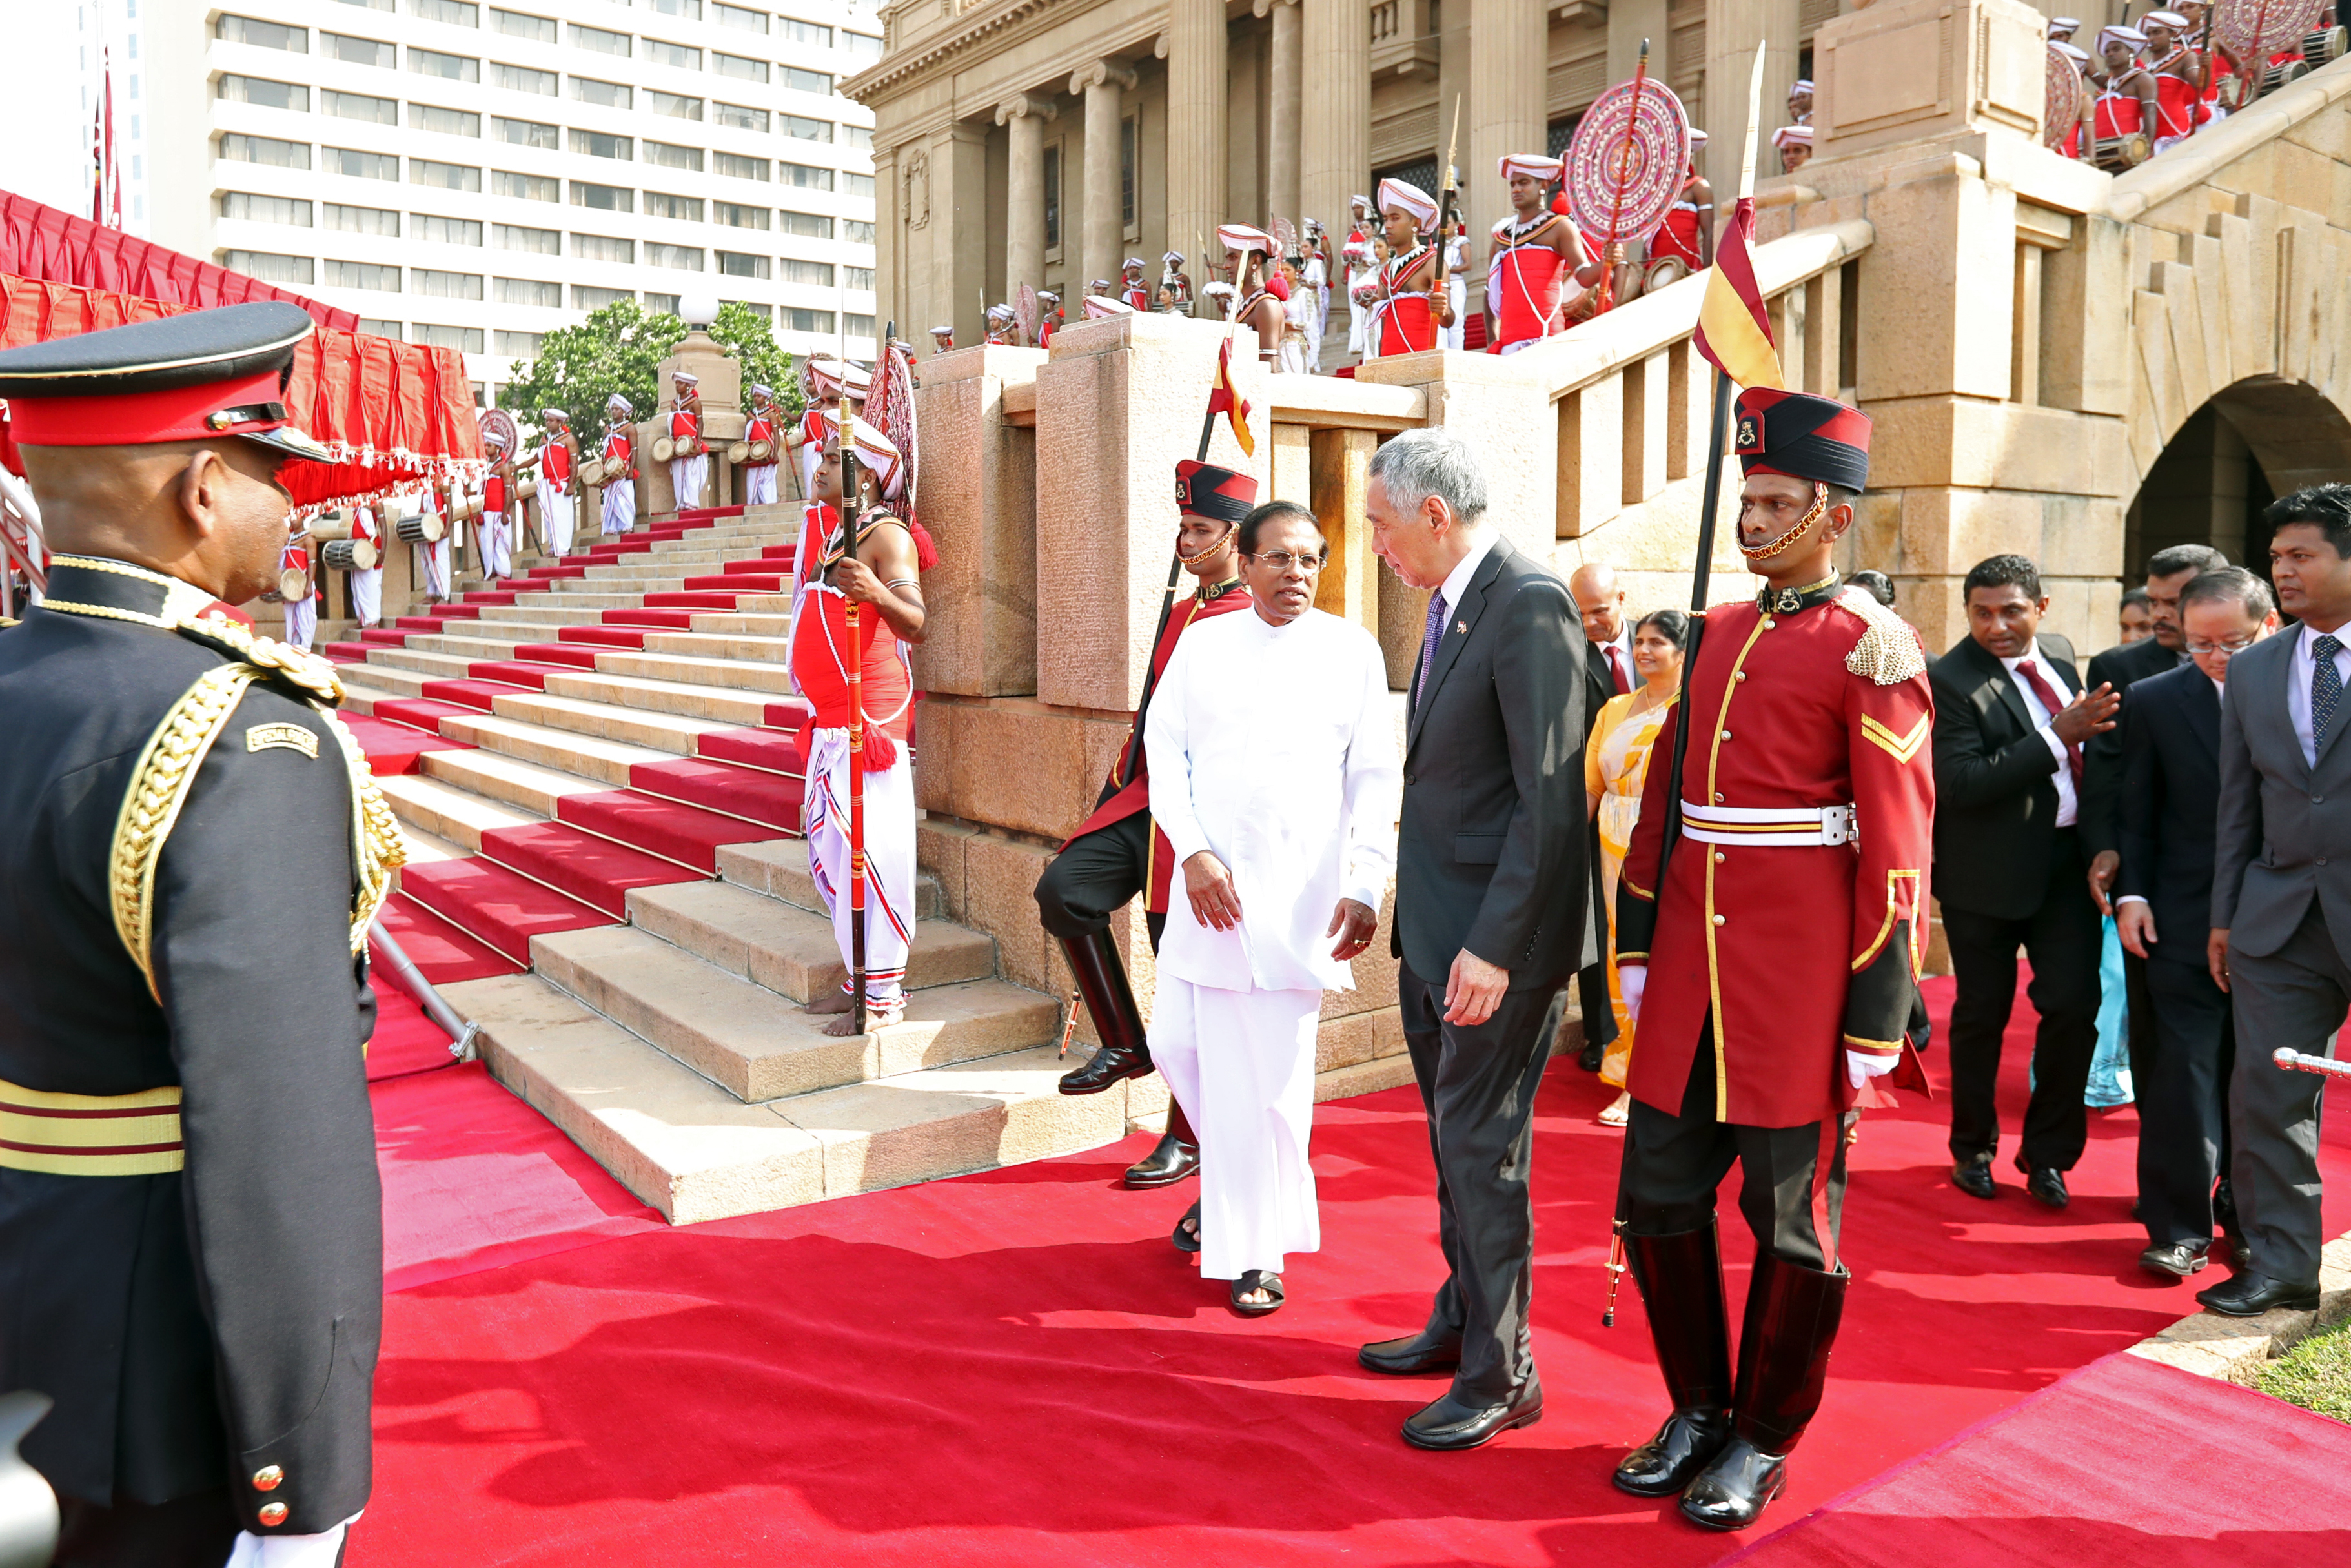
[1148,500,1401,1316]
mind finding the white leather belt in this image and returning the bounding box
[1680,801,1857,847]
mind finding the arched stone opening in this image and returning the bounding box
[2124,377,2351,582]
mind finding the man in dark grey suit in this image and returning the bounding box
[2204,484,2351,1317]
[1354,427,1585,1451]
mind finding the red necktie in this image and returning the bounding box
[2015,658,2082,794]
[1605,644,1632,695]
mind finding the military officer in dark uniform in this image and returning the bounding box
[0,303,399,1566]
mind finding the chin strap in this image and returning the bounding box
[1739,482,1828,564]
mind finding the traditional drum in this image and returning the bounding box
[652,434,677,462]
[726,441,750,465]
[580,456,607,487]
[279,566,314,602]
[323,538,379,572]
[1643,256,1691,294]
[675,434,702,458]
[2308,26,2348,63]
[747,438,774,462]
[2260,57,2310,96]
[394,511,445,544]
[2091,132,2152,171]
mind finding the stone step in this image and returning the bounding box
[376,770,541,851]
[622,879,992,1004]
[717,839,941,921]
[480,689,738,754]
[436,710,673,786]
[420,748,609,818]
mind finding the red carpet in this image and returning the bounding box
[1730,1352,2351,1563]
[345,975,2351,1566]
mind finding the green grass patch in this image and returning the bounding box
[2257,1313,2351,1423]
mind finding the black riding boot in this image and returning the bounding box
[1680,1253,1849,1531]
[1123,1097,1200,1187]
[1055,930,1154,1094]
[1612,1223,1735,1496]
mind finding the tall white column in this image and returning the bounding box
[1703,0,1802,204]
[1265,0,1304,229]
[1071,60,1139,296]
[1467,0,1547,247]
[1165,0,1229,256]
[1299,0,1369,242]
[997,95,1057,303]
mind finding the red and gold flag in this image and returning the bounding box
[1692,196,1783,392]
[1206,334,1255,456]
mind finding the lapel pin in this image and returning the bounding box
[1455,620,1467,633]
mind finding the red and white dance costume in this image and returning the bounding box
[536,418,576,556]
[347,503,384,626]
[2145,43,2207,150]
[742,396,780,507]
[666,377,707,511]
[2094,70,2153,145]
[795,358,870,498]
[790,416,919,1016]
[600,409,637,535]
[1122,259,1153,313]
[478,460,513,580]
[1487,154,1594,358]
[1367,176,1446,358]
[280,536,316,649]
[416,490,453,599]
[1342,206,1376,354]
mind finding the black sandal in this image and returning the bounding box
[1231,1270,1284,1316]
[1172,1201,1201,1254]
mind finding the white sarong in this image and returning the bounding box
[420,538,451,599]
[744,464,779,506]
[803,726,916,1013]
[281,593,316,650]
[602,480,636,535]
[669,453,709,513]
[478,511,511,580]
[540,489,575,557]
[347,566,382,627]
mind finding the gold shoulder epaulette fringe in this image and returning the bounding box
[175,611,345,706]
[1837,587,1929,686]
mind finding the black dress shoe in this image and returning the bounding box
[2196,1270,2321,1316]
[1400,1385,1543,1451]
[2139,1239,2210,1279]
[1951,1158,1997,1200]
[1613,1409,1731,1497]
[1123,1132,1199,1188]
[1057,1041,1152,1095]
[2214,1178,2240,1233]
[2015,1159,2068,1209]
[1577,1040,1605,1073]
[1358,1327,1463,1376]
[1678,1438,1787,1531]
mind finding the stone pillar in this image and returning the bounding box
[1264,0,1304,228]
[1300,0,1369,250]
[1467,0,1547,247]
[1072,61,1139,299]
[997,96,1056,305]
[1703,0,1802,203]
[933,121,992,352]
[1166,0,1229,260]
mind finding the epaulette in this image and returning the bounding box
[1835,587,1929,686]
[174,610,346,707]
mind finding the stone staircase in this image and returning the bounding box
[332,504,1157,1223]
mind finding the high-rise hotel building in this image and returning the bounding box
[123,0,880,402]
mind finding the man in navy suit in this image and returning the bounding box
[2114,568,2278,1279]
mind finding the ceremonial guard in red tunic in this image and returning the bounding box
[1036,461,1257,1188]
[741,383,781,507]
[1366,178,1452,358]
[1486,154,1600,354]
[599,394,637,536]
[1611,390,1935,1531]
[664,370,707,512]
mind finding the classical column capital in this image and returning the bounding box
[1068,59,1139,95]
[1250,0,1299,17]
[1154,30,1170,57]
[995,92,1060,125]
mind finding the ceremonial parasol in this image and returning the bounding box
[1015,281,1041,349]
[2213,0,2326,99]
[478,407,520,458]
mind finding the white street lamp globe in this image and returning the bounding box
[678,292,722,327]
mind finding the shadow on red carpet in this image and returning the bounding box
[347,974,2351,1565]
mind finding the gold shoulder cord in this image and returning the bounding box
[106,614,407,997]
[1837,587,1929,687]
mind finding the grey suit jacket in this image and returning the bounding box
[2212,627,2351,961]
[1391,533,1587,990]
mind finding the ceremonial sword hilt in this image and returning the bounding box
[1601,1223,1628,1328]
[2274,1047,2351,1079]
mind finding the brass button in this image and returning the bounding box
[1762,617,1776,629]
[258,1502,289,1527]
[1713,791,1724,803]
[1713,851,1725,863]
[1720,730,1732,741]
[1711,913,1726,926]
[252,1465,283,1492]
[1735,671,1748,682]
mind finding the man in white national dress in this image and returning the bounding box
[1150,499,1401,1316]
[536,407,577,558]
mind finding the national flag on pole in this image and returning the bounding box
[1206,334,1255,456]
[1692,196,1783,391]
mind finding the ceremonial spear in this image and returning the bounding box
[837,313,868,1035]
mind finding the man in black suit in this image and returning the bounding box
[1566,563,1631,1070]
[2082,544,2228,1088]
[1356,427,1584,1451]
[1931,553,2119,1207]
[2115,567,2278,1278]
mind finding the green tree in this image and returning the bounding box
[498,300,802,440]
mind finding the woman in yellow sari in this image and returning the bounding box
[1585,609,1689,1125]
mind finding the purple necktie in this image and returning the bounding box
[1416,591,1449,711]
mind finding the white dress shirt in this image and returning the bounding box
[2286,620,2351,769]
[1434,527,1497,626]
[1999,639,2079,828]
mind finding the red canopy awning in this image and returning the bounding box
[0,190,359,332]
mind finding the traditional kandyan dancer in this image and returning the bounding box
[1366,178,1453,358]
[1488,154,1602,354]
[984,304,1018,346]
[345,498,384,629]
[1787,77,1815,124]
[794,413,928,1035]
[2142,9,2208,152]
[2096,25,2159,152]
[1037,458,1257,1188]
[281,525,318,648]
[1121,257,1154,313]
[478,430,514,582]
[1220,223,1288,366]
[1343,196,1378,355]
[741,383,782,507]
[1037,291,1064,345]
[1646,130,1716,289]
[1773,124,1813,174]
[0,301,398,1568]
[536,408,577,558]
[600,394,638,536]
[1148,500,1400,1316]
[1611,389,1934,1532]
[787,356,870,500]
[665,369,707,512]
[930,324,955,354]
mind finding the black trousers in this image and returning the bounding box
[56,1488,241,1568]
[2139,955,2236,1246]
[1621,1042,1850,1270]
[1942,828,2104,1171]
[1033,809,1166,950]
[1398,961,1560,1403]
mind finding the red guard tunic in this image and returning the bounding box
[1617,586,1937,1128]
[1487,212,1582,350]
[1065,579,1254,911]
[1369,245,1442,356]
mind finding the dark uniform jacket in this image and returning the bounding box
[2115,660,2224,972]
[2080,634,2186,858]
[1929,631,2084,921]
[0,558,384,1534]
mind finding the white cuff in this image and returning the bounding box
[2115,894,2150,908]
[2037,726,2069,769]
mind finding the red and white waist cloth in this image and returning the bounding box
[1678,800,1857,848]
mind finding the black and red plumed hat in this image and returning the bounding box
[1174,458,1258,524]
[1733,387,1871,492]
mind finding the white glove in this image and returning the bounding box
[227,1516,357,1567]
[1618,963,1646,1023]
[1846,1048,1899,1090]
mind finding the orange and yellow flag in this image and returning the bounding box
[1692,196,1784,392]
[1206,334,1256,456]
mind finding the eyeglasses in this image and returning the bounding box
[2184,635,2261,658]
[1245,551,1328,571]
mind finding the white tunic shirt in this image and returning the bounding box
[1147,606,1401,995]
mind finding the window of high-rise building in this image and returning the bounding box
[493,63,556,96]
[495,329,545,357]
[326,147,400,181]
[780,259,831,287]
[647,192,703,221]
[716,151,771,182]
[715,201,769,230]
[217,15,307,51]
[494,222,560,252]
[843,31,881,59]
[647,243,704,270]
[844,172,873,198]
[715,3,767,32]
[360,319,403,338]
[409,0,480,26]
[416,323,485,352]
[218,76,309,111]
[781,18,830,46]
[716,250,768,278]
[714,102,766,132]
[412,269,483,298]
[782,116,829,143]
[570,182,633,212]
[571,130,633,160]
[496,278,560,307]
[644,140,702,172]
[219,192,314,226]
[494,170,560,201]
[651,91,703,120]
[573,76,631,109]
[573,234,633,263]
[715,52,767,83]
[414,214,483,246]
[492,8,554,43]
[572,23,629,56]
[846,125,871,150]
[844,218,875,244]
[846,312,875,337]
[643,38,701,70]
[494,117,556,148]
[219,133,312,170]
[780,307,832,333]
[409,47,480,83]
[782,67,831,95]
[646,0,702,19]
[324,202,401,236]
[409,104,482,137]
[327,259,400,290]
[323,90,397,125]
[779,210,829,239]
[410,159,480,191]
[778,161,829,190]
[574,285,631,311]
[846,266,873,290]
[726,300,771,319]
[226,250,315,284]
[320,33,394,68]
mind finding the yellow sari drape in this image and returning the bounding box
[1585,689,1677,1088]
